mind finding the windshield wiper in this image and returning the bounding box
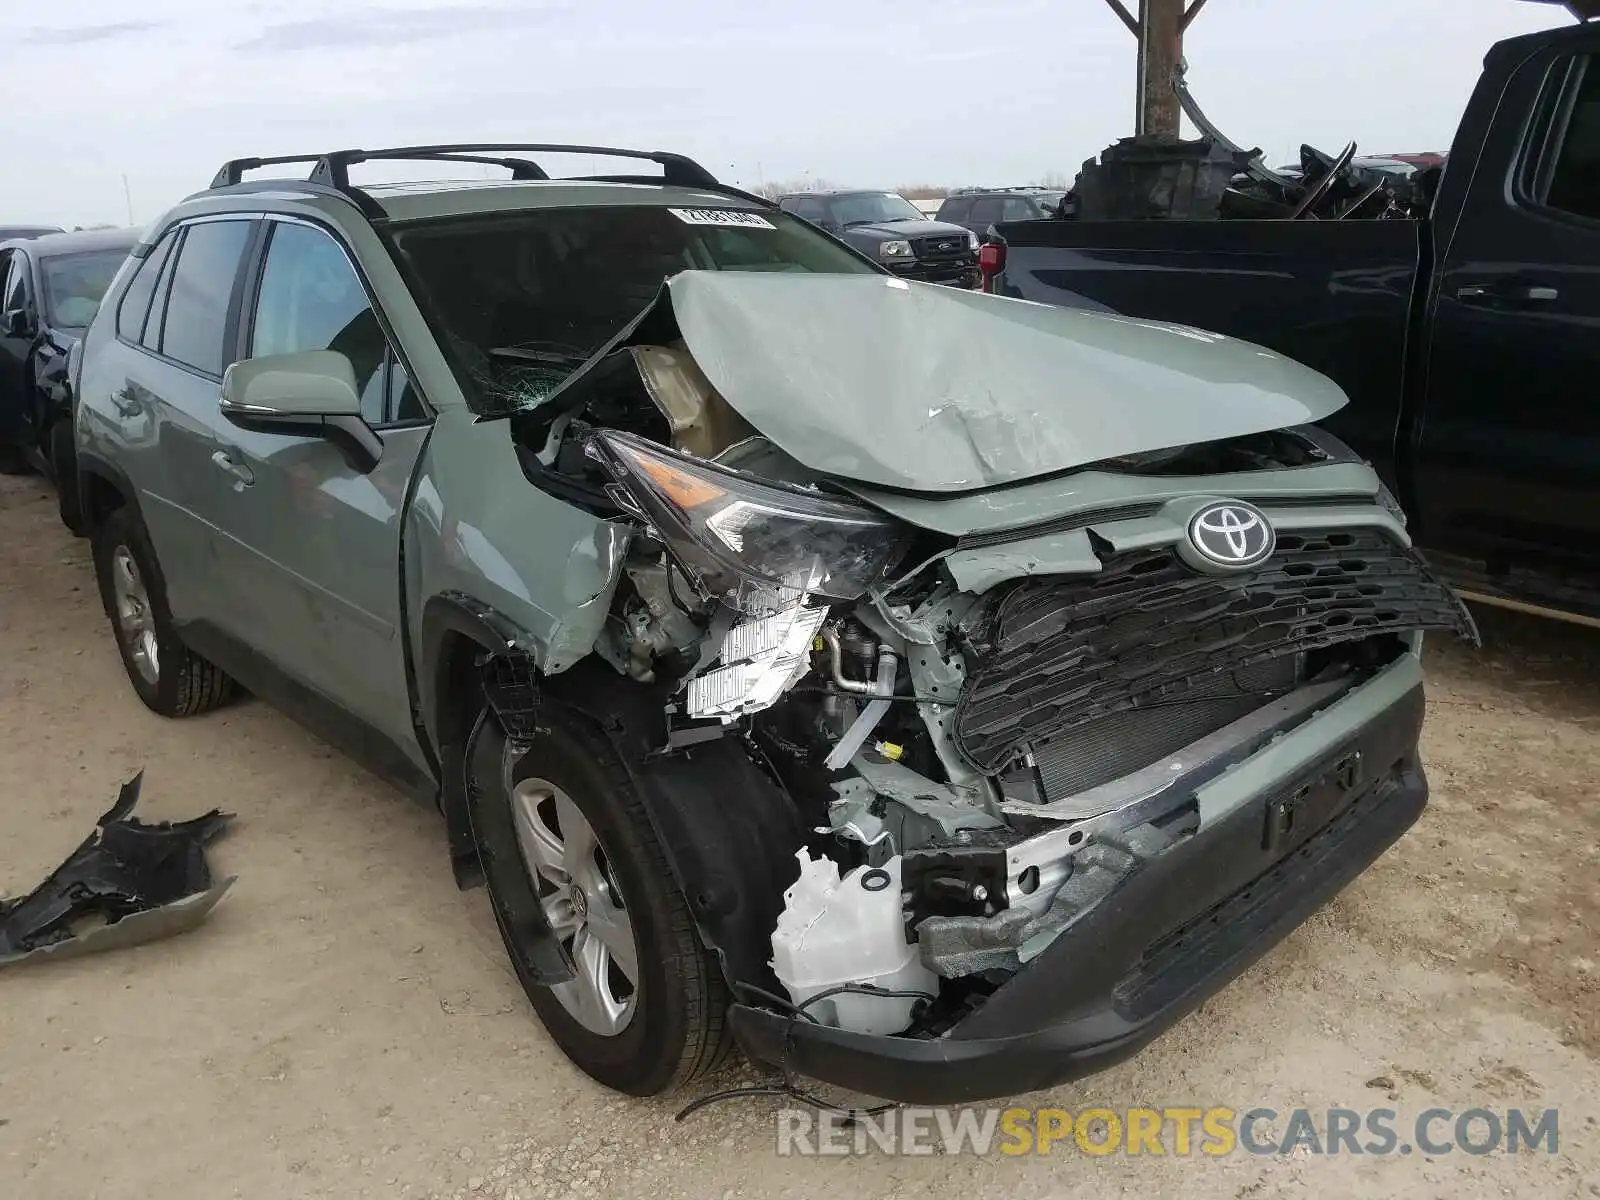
[489,343,590,365]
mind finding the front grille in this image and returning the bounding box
[952,529,1475,773]
[914,234,969,258]
[1029,658,1298,803]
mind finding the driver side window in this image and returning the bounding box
[251,222,393,426]
[2,251,30,314]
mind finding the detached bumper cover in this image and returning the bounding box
[730,662,1427,1104]
[0,773,236,968]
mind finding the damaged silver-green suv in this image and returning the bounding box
[73,144,1475,1103]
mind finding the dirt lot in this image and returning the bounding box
[2,471,1598,1200]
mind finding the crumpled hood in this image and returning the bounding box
[660,272,1347,493]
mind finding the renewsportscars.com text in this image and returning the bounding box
[775,1106,1560,1158]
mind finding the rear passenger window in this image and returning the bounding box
[250,222,390,425]
[1001,196,1036,221]
[1544,56,1600,221]
[116,230,176,343]
[939,197,971,221]
[161,220,251,375]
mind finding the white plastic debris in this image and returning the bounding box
[769,849,937,1035]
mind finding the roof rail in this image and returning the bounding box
[210,143,721,192]
[1518,0,1599,19]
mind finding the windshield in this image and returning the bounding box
[826,193,924,227]
[41,249,129,327]
[392,204,877,414]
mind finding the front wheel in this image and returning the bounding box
[467,709,732,1095]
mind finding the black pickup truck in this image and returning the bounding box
[983,20,1600,627]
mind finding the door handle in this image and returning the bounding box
[1455,283,1559,304]
[211,449,254,486]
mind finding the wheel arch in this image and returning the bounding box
[419,591,535,890]
[420,592,806,991]
[480,650,806,994]
[76,449,141,535]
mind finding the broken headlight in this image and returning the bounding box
[586,430,906,606]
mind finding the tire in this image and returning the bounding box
[93,506,233,717]
[468,710,732,1095]
[48,421,89,536]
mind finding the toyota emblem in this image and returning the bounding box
[1182,500,1275,573]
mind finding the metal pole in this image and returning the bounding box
[1140,0,1185,137]
[1107,0,1203,138]
[1135,0,1150,136]
[121,174,134,225]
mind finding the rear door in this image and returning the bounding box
[1415,38,1600,572]
[206,216,431,770]
[106,218,255,624]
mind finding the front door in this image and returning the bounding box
[0,248,36,455]
[1415,39,1600,583]
[206,217,432,773]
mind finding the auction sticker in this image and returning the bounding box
[668,208,776,229]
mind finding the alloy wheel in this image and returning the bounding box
[509,775,639,1035]
[110,545,159,685]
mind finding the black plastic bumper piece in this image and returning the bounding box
[730,683,1426,1104]
[892,260,979,287]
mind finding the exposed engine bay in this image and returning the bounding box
[503,275,1478,1041]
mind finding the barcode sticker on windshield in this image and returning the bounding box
[668,208,776,229]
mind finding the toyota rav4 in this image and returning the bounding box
[72,143,1474,1103]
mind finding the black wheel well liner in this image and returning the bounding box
[75,450,138,532]
[534,659,807,994]
[419,592,531,890]
[428,607,806,992]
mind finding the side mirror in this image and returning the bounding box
[220,350,382,472]
[4,308,34,339]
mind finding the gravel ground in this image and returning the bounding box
[2,471,1598,1199]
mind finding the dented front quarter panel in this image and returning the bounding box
[945,529,1103,594]
[405,408,629,682]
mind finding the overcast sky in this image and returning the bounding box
[1,0,1572,227]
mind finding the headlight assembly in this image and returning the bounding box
[878,240,913,259]
[585,430,907,610]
